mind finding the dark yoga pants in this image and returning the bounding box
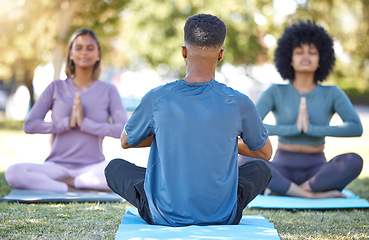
[239,149,363,194]
[105,158,271,225]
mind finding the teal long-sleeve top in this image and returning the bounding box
[256,83,363,146]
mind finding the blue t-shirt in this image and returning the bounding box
[256,83,362,146]
[125,79,268,226]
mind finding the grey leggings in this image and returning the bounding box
[239,149,363,194]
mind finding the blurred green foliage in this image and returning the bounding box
[120,0,268,73]
[0,0,368,102]
[0,0,131,105]
[0,120,24,130]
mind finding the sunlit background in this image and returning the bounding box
[0,0,368,176]
[0,0,368,120]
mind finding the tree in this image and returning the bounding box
[0,0,58,106]
[118,0,268,75]
[52,0,131,79]
[0,0,130,106]
[1,0,368,108]
[281,0,369,94]
[117,0,369,96]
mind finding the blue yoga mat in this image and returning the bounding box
[115,207,280,240]
[248,189,369,209]
[0,189,124,203]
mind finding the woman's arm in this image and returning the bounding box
[306,87,363,137]
[80,86,128,139]
[24,82,70,134]
[256,85,301,137]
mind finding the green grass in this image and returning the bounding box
[0,172,368,239]
[0,201,127,240]
[0,123,369,239]
[248,178,369,240]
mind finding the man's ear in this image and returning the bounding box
[181,46,187,59]
[218,49,225,62]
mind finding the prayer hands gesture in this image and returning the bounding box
[296,97,309,133]
[69,92,84,128]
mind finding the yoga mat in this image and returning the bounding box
[0,189,124,203]
[115,207,280,240]
[248,189,369,209]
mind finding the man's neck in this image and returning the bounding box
[183,60,217,83]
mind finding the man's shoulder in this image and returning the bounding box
[210,81,255,108]
[211,80,245,97]
[141,80,182,102]
[147,80,181,94]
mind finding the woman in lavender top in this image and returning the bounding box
[239,21,363,198]
[5,29,127,191]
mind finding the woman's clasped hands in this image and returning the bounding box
[69,92,84,128]
[296,97,310,133]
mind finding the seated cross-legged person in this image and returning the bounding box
[5,29,127,192]
[239,21,363,199]
[105,14,272,226]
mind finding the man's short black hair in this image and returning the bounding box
[184,14,226,48]
[274,21,335,83]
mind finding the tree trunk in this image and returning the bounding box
[53,1,79,80]
[24,69,35,107]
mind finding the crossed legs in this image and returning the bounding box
[105,158,271,225]
[264,152,363,198]
[5,161,110,192]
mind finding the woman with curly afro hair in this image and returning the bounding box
[238,21,363,198]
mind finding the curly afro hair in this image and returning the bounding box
[184,14,226,48]
[274,21,335,83]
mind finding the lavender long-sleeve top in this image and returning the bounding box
[24,77,128,167]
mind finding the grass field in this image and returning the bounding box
[0,106,368,239]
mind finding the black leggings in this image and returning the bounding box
[240,150,363,194]
[105,159,271,225]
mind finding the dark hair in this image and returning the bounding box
[274,21,335,83]
[184,14,226,48]
[65,29,102,80]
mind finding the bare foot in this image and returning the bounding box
[310,190,345,199]
[57,177,111,192]
[263,188,284,196]
[264,188,272,196]
[57,177,78,191]
[57,177,74,186]
[287,182,345,199]
[299,181,345,199]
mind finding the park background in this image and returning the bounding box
[0,0,368,239]
[1,0,368,176]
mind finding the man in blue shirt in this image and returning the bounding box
[105,14,272,226]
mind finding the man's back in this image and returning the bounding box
[106,14,271,228]
[125,79,267,226]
